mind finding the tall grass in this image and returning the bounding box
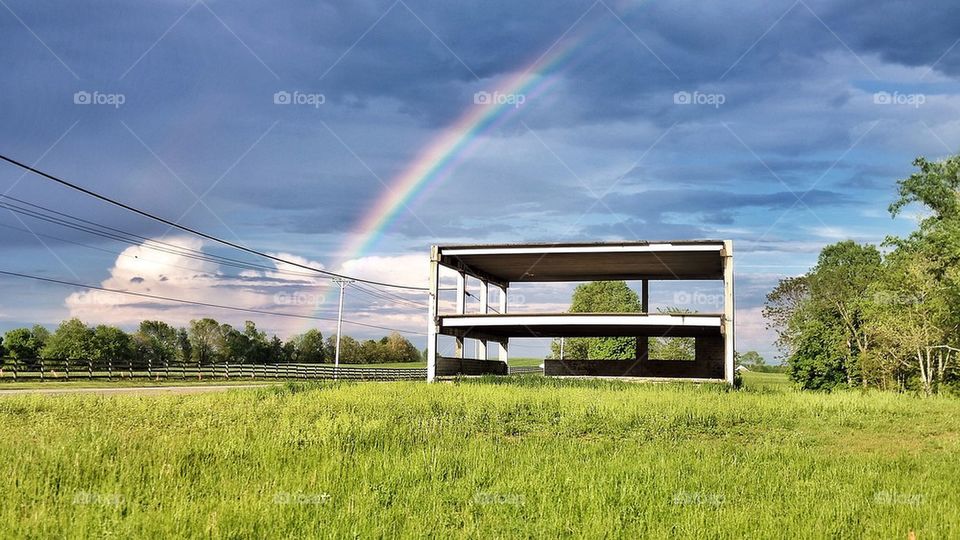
[1,377,957,538]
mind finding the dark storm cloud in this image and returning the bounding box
[823,0,960,76]
[604,188,853,219]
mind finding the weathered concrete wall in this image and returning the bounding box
[546,334,725,379]
[694,334,724,378]
[435,357,509,377]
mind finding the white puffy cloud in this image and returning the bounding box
[63,240,430,340]
[335,254,428,290]
[65,237,303,332]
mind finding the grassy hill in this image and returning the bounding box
[1,374,957,537]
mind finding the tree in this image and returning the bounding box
[217,323,249,363]
[808,241,882,386]
[787,315,849,390]
[269,335,294,363]
[360,339,387,364]
[42,319,95,360]
[134,320,180,364]
[889,155,960,221]
[650,336,696,360]
[763,276,808,356]
[177,328,192,364]
[241,321,270,363]
[382,332,420,363]
[325,334,361,363]
[3,326,49,361]
[766,242,881,389]
[765,154,960,393]
[646,307,696,360]
[91,325,133,363]
[291,329,326,363]
[549,281,641,360]
[188,318,220,365]
[738,351,766,369]
[865,247,958,394]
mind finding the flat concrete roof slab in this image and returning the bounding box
[437,240,725,282]
[439,312,723,339]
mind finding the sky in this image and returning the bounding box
[1,0,959,361]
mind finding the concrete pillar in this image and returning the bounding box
[455,271,466,358]
[723,241,735,385]
[476,280,488,360]
[498,285,508,363]
[636,279,649,361]
[426,247,440,382]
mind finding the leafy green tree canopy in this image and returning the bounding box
[550,281,641,360]
[3,326,49,360]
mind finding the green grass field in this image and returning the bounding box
[1,373,957,538]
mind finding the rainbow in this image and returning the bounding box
[336,36,585,264]
[292,5,647,336]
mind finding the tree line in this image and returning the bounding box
[0,318,423,365]
[765,155,960,394]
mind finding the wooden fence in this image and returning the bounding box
[0,357,426,382]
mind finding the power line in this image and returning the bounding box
[0,220,236,278]
[2,196,431,293]
[0,269,426,335]
[0,194,330,279]
[0,154,429,291]
[465,290,501,314]
[1,198,429,312]
[2,216,429,322]
[352,282,426,309]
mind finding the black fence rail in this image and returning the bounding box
[0,357,427,382]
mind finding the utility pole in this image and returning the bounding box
[560,337,565,360]
[333,278,353,378]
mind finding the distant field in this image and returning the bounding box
[740,370,794,390]
[1,375,957,537]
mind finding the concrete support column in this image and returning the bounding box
[722,241,735,385]
[455,271,466,358]
[636,279,649,361]
[476,280,488,360]
[498,285,508,363]
[426,247,440,382]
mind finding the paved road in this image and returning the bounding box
[0,384,275,396]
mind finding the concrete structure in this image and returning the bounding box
[426,240,735,384]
